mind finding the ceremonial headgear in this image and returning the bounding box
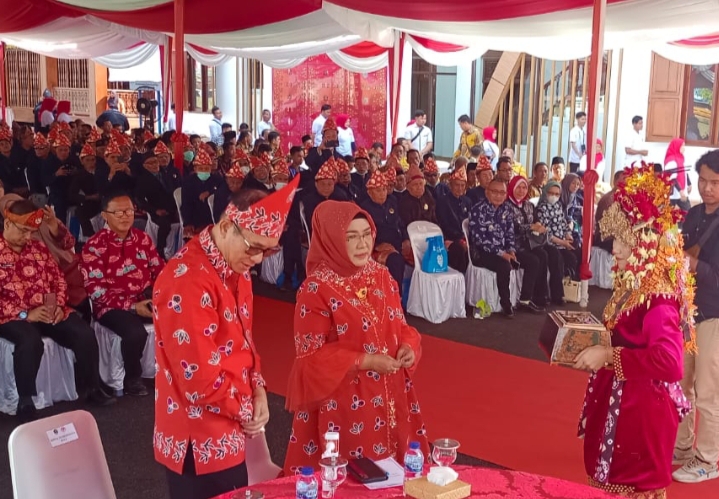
[226,163,245,179]
[423,157,439,174]
[322,117,337,132]
[34,133,49,149]
[80,144,95,159]
[406,164,424,183]
[272,161,290,178]
[449,166,467,182]
[3,207,44,229]
[154,141,171,156]
[315,159,338,181]
[105,140,122,157]
[194,148,213,166]
[87,127,103,143]
[366,172,386,189]
[0,126,13,142]
[354,147,370,160]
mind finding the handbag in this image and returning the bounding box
[421,235,449,273]
[563,277,581,303]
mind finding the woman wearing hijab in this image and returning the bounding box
[0,194,87,314]
[284,201,429,474]
[560,172,584,255]
[506,177,565,305]
[482,126,500,169]
[535,181,578,278]
[335,114,356,157]
[665,138,690,212]
[576,164,693,498]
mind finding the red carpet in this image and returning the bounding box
[253,296,718,499]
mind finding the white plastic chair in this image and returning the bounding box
[207,193,216,223]
[462,219,521,312]
[589,246,613,289]
[260,251,284,285]
[246,432,282,485]
[0,337,78,415]
[9,410,116,499]
[93,322,157,394]
[406,221,466,323]
[173,187,183,226]
[144,217,182,260]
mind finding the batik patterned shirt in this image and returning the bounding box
[80,227,164,319]
[468,198,515,255]
[536,201,571,247]
[152,227,266,475]
[0,237,70,324]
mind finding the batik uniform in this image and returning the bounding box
[0,238,70,324]
[283,260,429,474]
[152,228,266,475]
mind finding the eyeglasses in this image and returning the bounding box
[104,209,135,218]
[487,189,507,196]
[12,222,37,236]
[346,232,373,245]
[241,233,281,257]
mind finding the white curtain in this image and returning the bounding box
[184,45,234,67]
[95,42,159,70]
[52,0,168,11]
[104,45,162,80]
[327,50,387,72]
[407,36,486,67]
[653,43,719,65]
[84,16,168,45]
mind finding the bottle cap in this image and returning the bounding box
[409,441,420,450]
[301,466,314,476]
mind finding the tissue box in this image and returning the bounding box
[404,477,471,499]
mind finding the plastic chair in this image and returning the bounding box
[461,219,521,312]
[207,193,216,223]
[173,188,183,226]
[246,432,282,485]
[144,217,182,260]
[589,246,613,289]
[8,410,116,499]
[406,221,466,323]
[0,337,78,415]
[260,251,284,285]
[299,201,311,244]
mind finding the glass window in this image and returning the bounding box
[685,65,715,143]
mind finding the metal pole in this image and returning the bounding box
[579,0,607,307]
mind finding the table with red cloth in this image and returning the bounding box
[212,466,617,499]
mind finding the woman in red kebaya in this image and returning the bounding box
[284,201,429,474]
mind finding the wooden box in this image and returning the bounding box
[404,477,471,499]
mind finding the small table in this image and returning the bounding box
[212,466,617,499]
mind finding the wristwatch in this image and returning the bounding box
[18,310,28,320]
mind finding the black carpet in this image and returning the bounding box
[0,281,611,499]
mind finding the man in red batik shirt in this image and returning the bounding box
[153,175,300,499]
[0,199,115,421]
[81,192,165,396]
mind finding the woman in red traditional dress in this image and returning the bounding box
[284,201,429,474]
[573,164,695,498]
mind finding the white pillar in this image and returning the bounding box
[454,61,473,152]
[216,58,237,129]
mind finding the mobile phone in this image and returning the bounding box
[324,140,340,148]
[348,458,388,484]
[43,293,57,314]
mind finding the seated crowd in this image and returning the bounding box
[0,108,609,420]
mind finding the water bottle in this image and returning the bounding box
[404,441,424,485]
[296,466,318,499]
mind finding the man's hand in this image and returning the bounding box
[55,168,69,177]
[135,299,154,318]
[501,252,514,263]
[396,344,416,368]
[28,306,53,324]
[52,306,65,325]
[199,191,210,201]
[686,255,699,272]
[155,209,168,217]
[41,206,59,234]
[242,387,269,438]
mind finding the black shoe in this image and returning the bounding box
[87,388,117,406]
[124,378,149,397]
[502,306,515,319]
[552,298,567,306]
[16,403,37,424]
[518,301,545,314]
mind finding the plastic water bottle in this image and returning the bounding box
[296,466,318,499]
[404,441,424,484]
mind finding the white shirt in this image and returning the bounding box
[666,160,687,200]
[579,155,605,181]
[337,127,355,157]
[403,123,433,152]
[1,107,14,127]
[312,115,327,146]
[40,110,55,127]
[569,126,586,163]
[257,120,273,138]
[624,129,645,165]
[167,110,176,131]
[209,117,223,146]
[482,140,500,169]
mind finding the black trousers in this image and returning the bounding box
[98,309,149,381]
[447,241,469,273]
[569,162,580,174]
[515,248,545,303]
[473,248,513,310]
[560,247,580,279]
[0,313,101,398]
[75,201,101,238]
[166,445,248,499]
[385,251,406,290]
[150,211,179,258]
[544,245,566,303]
[282,227,305,283]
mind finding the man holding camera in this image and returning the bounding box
[81,192,165,396]
[304,117,343,179]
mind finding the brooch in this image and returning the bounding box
[356,287,368,300]
[389,208,395,214]
[423,204,428,210]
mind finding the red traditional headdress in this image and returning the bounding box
[322,117,337,132]
[272,161,290,178]
[34,132,49,149]
[3,207,44,229]
[366,172,386,189]
[87,127,103,143]
[105,140,122,157]
[316,158,338,181]
[154,141,171,156]
[335,158,351,174]
[406,164,423,183]
[383,166,397,186]
[226,163,245,179]
[194,148,213,166]
[0,125,12,142]
[53,133,72,148]
[449,166,467,182]
[224,174,300,238]
[354,147,370,160]
[477,156,493,172]
[171,132,192,150]
[80,143,95,159]
[423,157,439,174]
[143,130,155,144]
[234,148,250,164]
